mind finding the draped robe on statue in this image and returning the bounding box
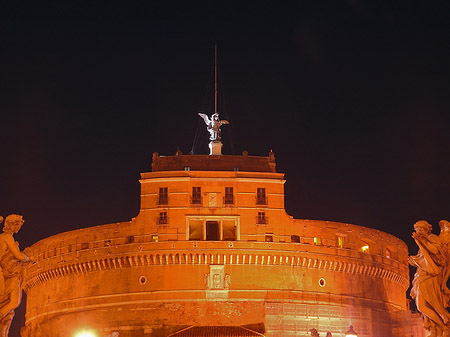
[410,232,450,334]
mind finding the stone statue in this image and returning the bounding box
[409,220,450,337]
[198,112,229,141]
[439,220,450,294]
[310,328,320,337]
[0,215,31,336]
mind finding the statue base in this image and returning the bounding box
[209,141,223,155]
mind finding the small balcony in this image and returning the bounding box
[158,214,168,225]
[256,216,268,225]
[158,196,168,205]
[190,196,202,206]
[256,196,267,205]
[224,195,234,206]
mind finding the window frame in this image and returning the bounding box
[158,211,168,225]
[158,187,168,205]
[191,186,202,205]
[224,187,234,205]
[256,187,267,205]
[186,215,240,241]
[257,211,268,225]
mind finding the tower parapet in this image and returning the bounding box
[151,152,276,172]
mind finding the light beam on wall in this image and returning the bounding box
[74,329,97,337]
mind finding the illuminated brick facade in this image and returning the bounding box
[22,152,415,337]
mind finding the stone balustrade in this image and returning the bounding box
[25,236,409,291]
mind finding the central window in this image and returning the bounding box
[187,217,239,241]
[224,187,234,205]
[191,187,202,205]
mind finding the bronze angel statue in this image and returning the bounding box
[198,112,229,141]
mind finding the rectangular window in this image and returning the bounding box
[256,188,267,205]
[291,235,300,243]
[126,235,135,244]
[159,212,168,224]
[191,187,202,204]
[152,235,159,242]
[158,187,168,205]
[224,187,234,205]
[314,237,322,245]
[265,235,273,242]
[257,212,267,225]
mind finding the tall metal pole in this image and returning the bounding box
[214,42,217,114]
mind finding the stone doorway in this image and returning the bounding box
[206,221,220,241]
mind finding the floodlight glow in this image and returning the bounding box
[361,245,369,252]
[345,325,358,337]
[74,329,97,337]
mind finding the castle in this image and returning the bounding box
[20,124,421,336]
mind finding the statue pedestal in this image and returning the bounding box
[209,141,223,155]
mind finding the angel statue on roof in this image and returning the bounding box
[198,112,229,141]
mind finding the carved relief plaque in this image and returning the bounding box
[205,265,230,299]
[208,193,218,208]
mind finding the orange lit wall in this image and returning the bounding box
[22,153,411,337]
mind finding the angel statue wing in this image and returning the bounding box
[220,120,229,125]
[198,113,211,125]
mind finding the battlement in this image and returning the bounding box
[25,226,409,294]
[151,152,276,173]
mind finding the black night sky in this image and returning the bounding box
[1,1,450,335]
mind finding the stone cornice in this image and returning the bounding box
[24,247,409,291]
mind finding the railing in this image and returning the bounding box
[256,216,268,225]
[28,239,407,268]
[190,196,202,205]
[24,226,408,282]
[224,195,234,205]
[157,196,168,205]
[24,240,410,291]
[256,196,267,205]
[158,216,168,225]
